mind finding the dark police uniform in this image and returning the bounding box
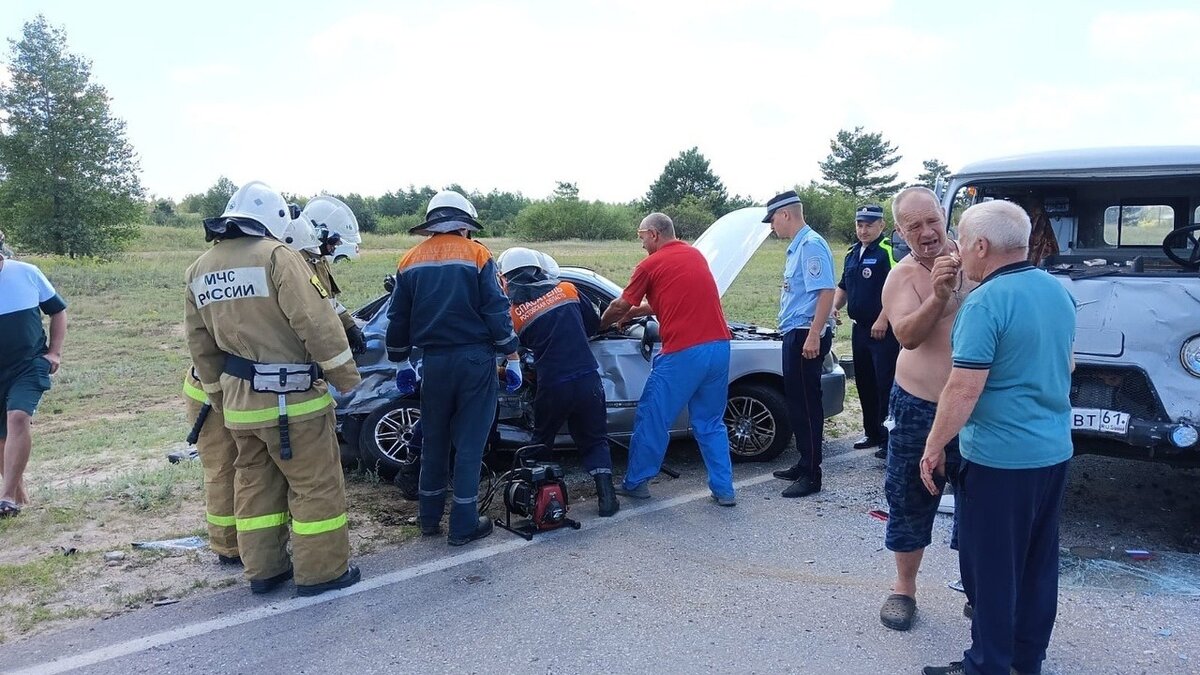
[838,232,901,447]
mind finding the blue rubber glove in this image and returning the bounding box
[395,361,418,396]
[504,359,523,392]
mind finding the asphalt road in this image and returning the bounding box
[2,439,1198,675]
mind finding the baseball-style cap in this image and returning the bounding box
[763,190,801,223]
[855,204,884,222]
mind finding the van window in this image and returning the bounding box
[1103,205,1174,246]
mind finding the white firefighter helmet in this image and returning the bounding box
[219,181,291,240]
[281,213,321,253]
[498,247,560,277]
[427,189,478,218]
[410,189,481,235]
[303,195,361,245]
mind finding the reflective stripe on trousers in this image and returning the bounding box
[223,392,334,425]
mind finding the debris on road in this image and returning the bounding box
[131,536,206,551]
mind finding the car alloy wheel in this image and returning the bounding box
[359,398,422,477]
[723,383,791,463]
[725,395,775,457]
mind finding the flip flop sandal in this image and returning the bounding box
[880,593,917,631]
[0,500,21,518]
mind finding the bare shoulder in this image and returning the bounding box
[883,258,922,290]
[882,257,928,314]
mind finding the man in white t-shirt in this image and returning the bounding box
[0,231,69,517]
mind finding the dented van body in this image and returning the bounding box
[943,147,1200,465]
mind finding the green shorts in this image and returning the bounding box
[1,357,52,438]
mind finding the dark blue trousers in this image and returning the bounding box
[850,321,900,441]
[782,328,832,481]
[532,371,612,474]
[417,345,498,539]
[958,459,1069,675]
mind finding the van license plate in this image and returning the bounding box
[1071,408,1130,434]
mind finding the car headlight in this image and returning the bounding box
[1169,425,1199,448]
[1182,336,1200,377]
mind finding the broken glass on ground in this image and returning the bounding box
[1059,547,1200,596]
[131,536,207,551]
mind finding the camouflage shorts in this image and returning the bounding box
[884,384,961,553]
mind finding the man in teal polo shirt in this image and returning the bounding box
[917,200,1075,675]
[0,233,69,517]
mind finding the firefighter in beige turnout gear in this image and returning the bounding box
[185,181,362,597]
[289,197,366,353]
[183,367,240,563]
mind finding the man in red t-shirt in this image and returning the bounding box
[599,213,736,506]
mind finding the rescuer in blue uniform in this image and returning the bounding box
[497,247,619,517]
[832,204,901,459]
[386,190,521,546]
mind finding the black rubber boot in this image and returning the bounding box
[393,469,419,501]
[296,564,362,597]
[595,474,620,517]
[448,516,494,546]
[249,566,293,594]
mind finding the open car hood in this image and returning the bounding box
[692,207,772,297]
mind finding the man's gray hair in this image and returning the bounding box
[642,212,676,238]
[891,186,940,222]
[959,200,1031,251]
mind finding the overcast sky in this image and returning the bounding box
[2,0,1198,203]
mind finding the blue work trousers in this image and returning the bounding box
[623,340,734,500]
[417,345,497,538]
[533,371,612,474]
[959,459,1069,675]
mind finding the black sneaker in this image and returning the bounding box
[922,662,965,675]
[873,447,888,460]
[217,554,243,566]
[249,566,293,594]
[852,436,880,449]
[781,476,821,498]
[448,516,494,546]
[296,564,362,597]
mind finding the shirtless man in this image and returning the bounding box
[875,186,977,632]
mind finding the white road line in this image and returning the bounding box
[11,448,874,675]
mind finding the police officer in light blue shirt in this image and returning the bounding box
[765,190,836,498]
